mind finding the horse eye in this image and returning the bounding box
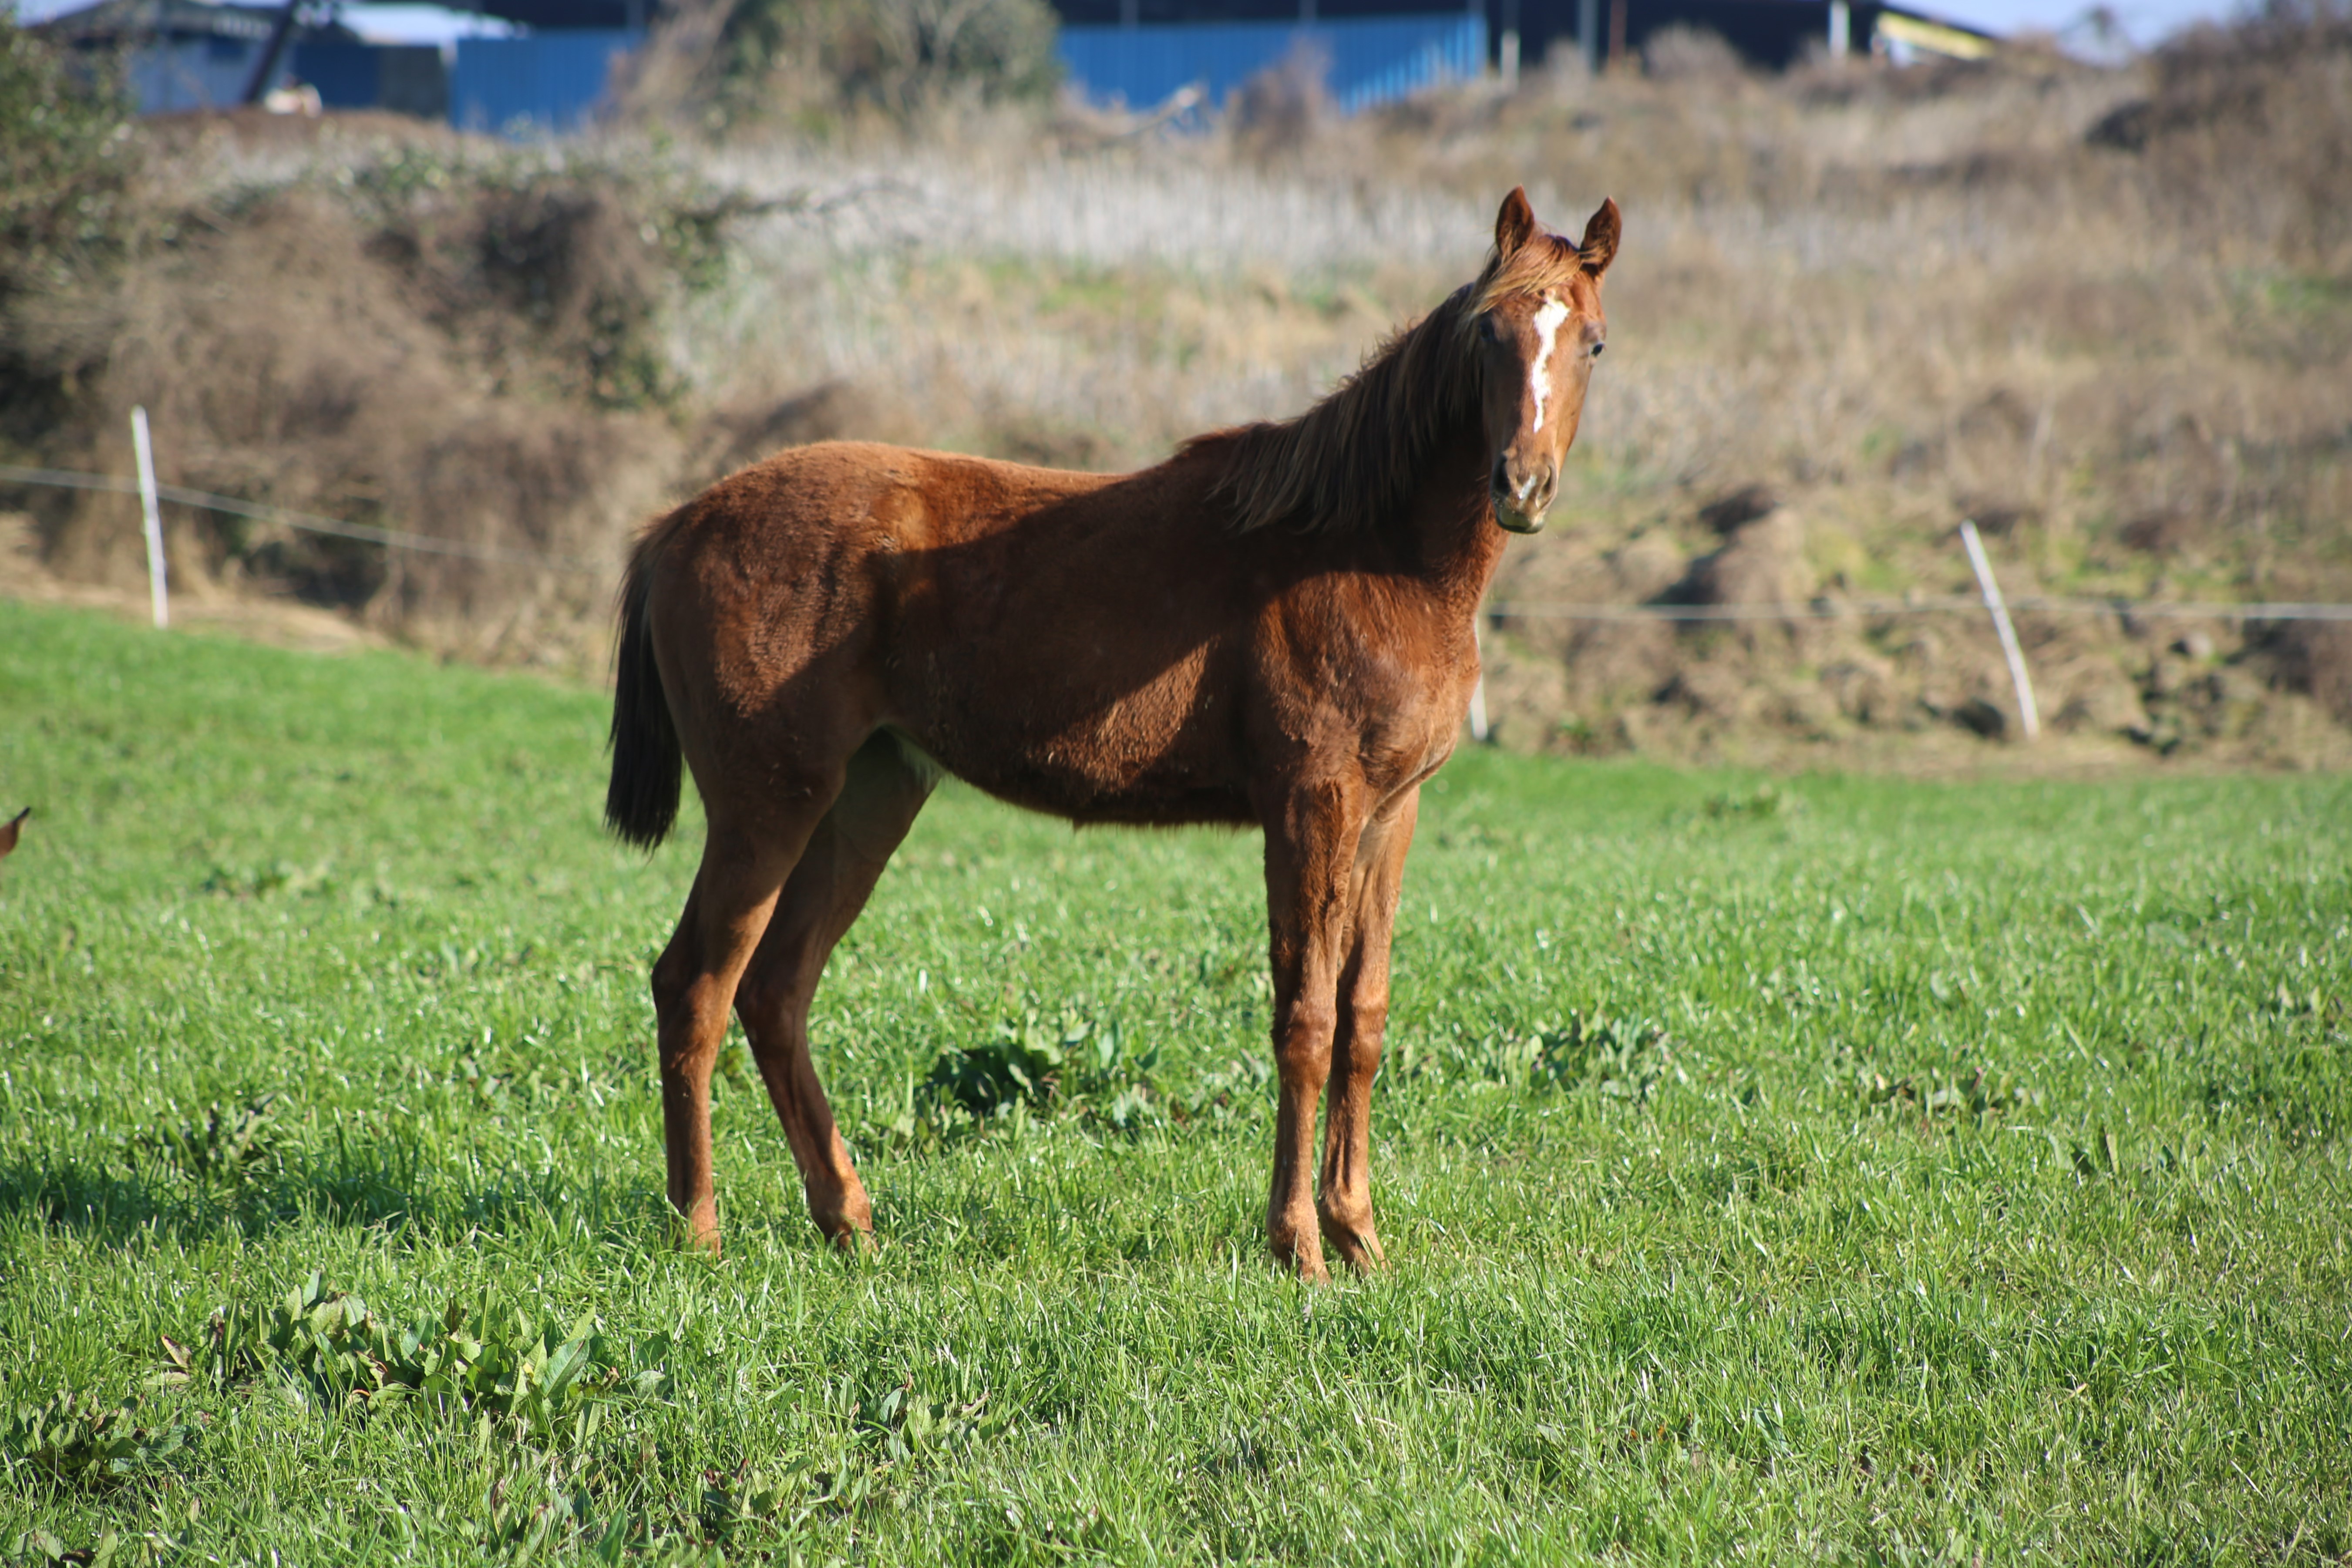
[1591,340,1605,357]
[1478,315,1501,345]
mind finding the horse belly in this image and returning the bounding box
[906,663,1253,827]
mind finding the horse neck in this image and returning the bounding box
[1394,414,1512,621]
[1356,298,1509,617]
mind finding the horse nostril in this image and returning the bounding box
[1491,457,1511,495]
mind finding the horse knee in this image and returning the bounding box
[733,965,784,1026]
[1275,1003,1337,1079]
[649,944,698,1022]
[733,966,812,1052]
[649,947,732,1078]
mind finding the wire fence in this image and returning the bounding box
[0,464,603,573]
[1486,597,2352,623]
[8,460,2351,626]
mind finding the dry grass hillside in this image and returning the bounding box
[4,8,2349,767]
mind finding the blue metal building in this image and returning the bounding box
[1059,11,1487,112]
[448,29,642,134]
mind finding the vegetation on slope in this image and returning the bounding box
[2,10,2350,760]
[619,0,1065,133]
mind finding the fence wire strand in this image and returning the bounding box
[8,463,2351,623]
[1487,598,2352,622]
[0,464,603,573]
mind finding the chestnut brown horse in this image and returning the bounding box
[606,187,1618,1280]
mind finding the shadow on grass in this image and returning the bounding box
[0,1142,673,1251]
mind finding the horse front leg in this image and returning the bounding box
[1262,780,1366,1283]
[1316,787,1418,1273]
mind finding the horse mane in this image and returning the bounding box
[1195,230,1594,536]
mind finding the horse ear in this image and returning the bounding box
[1578,198,1621,278]
[1494,187,1538,259]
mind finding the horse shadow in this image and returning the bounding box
[0,1142,674,1253]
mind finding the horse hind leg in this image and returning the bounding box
[650,824,804,1254]
[733,732,935,1248]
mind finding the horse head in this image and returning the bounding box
[1473,188,1618,535]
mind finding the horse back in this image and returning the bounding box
[643,442,1260,825]
[643,440,1467,831]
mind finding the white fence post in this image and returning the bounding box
[1960,518,2038,740]
[131,405,168,631]
[1467,613,1491,742]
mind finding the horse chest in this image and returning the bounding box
[1297,619,1471,791]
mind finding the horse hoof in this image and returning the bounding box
[1274,1238,1331,1283]
[1318,1209,1386,1273]
[670,1218,723,1258]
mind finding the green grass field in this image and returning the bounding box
[1,596,2347,1565]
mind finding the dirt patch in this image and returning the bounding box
[2262,619,2352,727]
[0,510,382,654]
[1487,478,2352,773]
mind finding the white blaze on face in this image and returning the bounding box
[1527,293,1572,434]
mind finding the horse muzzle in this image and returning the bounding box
[1491,488,1551,534]
[1491,458,1556,534]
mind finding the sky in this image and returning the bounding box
[11,0,2252,50]
[10,0,515,38]
[1931,0,2244,47]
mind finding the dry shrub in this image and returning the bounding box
[2265,621,2352,725]
[0,21,134,307]
[2087,1,2352,266]
[1228,39,1335,165]
[1661,508,1809,618]
[619,0,1061,133]
[0,19,137,454]
[8,135,737,664]
[1643,26,1746,82]
[1696,485,1778,535]
[689,380,895,490]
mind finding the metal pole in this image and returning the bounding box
[1960,519,2039,740]
[241,0,302,104]
[1578,0,1598,71]
[1829,0,1851,57]
[131,405,168,631]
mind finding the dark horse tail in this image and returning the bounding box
[606,524,682,850]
